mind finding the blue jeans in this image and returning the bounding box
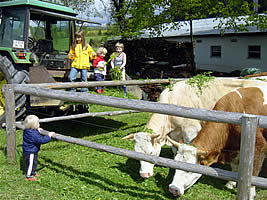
[69,67,88,92]
[94,73,104,90]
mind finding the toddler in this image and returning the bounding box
[23,115,55,181]
[93,47,108,94]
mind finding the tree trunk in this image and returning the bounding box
[189,18,197,76]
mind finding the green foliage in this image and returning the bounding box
[254,78,267,81]
[186,72,215,96]
[109,66,122,81]
[142,127,155,134]
[84,27,116,48]
[210,0,267,33]
[105,52,119,66]
[113,0,267,38]
[166,78,176,91]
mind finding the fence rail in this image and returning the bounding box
[12,110,140,124]
[11,84,267,127]
[24,79,185,89]
[14,123,267,189]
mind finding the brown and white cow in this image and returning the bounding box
[168,86,267,200]
[123,78,267,178]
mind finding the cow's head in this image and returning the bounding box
[167,136,221,196]
[166,137,221,197]
[166,136,202,196]
[122,132,161,178]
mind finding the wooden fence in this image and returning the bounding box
[3,80,267,200]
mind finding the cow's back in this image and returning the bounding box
[145,87,170,134]
[145,78,267,142]
[169,78,267,110]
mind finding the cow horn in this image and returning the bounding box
[166,136,180,148]
[196,149,208,156]
[149,134,160,139]
[122,134,135,140]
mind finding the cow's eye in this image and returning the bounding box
[145,150,152,155]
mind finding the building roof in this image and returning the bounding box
[141,16,267,38]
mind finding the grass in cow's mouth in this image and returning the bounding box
[0,88,266,200]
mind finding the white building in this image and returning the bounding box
[142,17,267,73]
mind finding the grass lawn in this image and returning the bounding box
[0,88,266,200]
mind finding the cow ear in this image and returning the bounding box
[149,133,160,139]
[122,134,135,140]
[199,151,220,166]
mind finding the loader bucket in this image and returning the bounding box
[29,65,62,107]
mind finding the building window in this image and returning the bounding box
[211,46,221,57]
[248,45,261,59]
[230,38,237,42]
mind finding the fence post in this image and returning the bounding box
[236,114,258,200]
[3,84,16,163]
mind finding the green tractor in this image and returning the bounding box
[0,0,100,124]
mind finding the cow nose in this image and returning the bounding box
[140,172,152,178]
[169,184,184,196]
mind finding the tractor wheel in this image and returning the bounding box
[0,55,30,126]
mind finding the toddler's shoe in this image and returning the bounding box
[33,174,40,177]
[25,177,37,181]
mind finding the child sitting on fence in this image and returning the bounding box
[93,47,108,94]
[23,115,55,181]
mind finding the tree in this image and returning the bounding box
[43,0,100,18]
[212,0,267,33]
[116,0,266,74]
[125,0,266,36]
[108,0,133,35]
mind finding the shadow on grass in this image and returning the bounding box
[195,174,237,195]
[111,145,178,198]
[41,117,127,138]
[155,168,176,195]
[198,163,233,190]
[0,147,6,155]
[119,158,142,182]
[114,145,174,182]
[41,157,170,200]
[120,122,148,131]
[160,146,174,159]
[117,158,177,199]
